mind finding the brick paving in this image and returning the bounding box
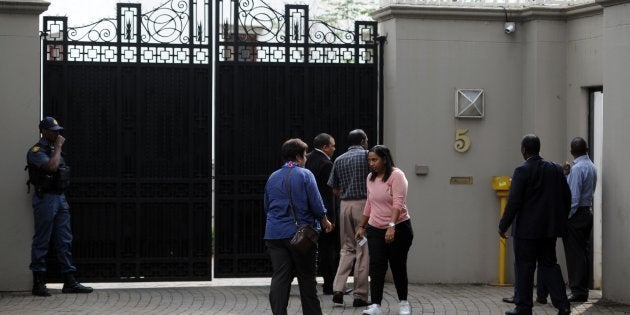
[1,279,629,314]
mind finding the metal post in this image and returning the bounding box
[492,176,512,286]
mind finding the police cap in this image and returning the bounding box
[39,116,64,131]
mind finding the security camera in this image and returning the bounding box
[504,22,516,34]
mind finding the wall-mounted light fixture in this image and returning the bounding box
[504,22,515,34]
[502,7,515,34]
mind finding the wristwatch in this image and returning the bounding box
[388,222,396,229]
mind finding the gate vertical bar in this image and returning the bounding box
[377,35,386,144]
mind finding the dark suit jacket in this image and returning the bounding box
[499,155,571,239]
[305,150,335,223]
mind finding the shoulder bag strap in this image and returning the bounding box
[284,167,299,227]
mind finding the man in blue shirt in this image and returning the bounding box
[562,137,597,302]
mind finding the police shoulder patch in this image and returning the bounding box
[32,145,40,152]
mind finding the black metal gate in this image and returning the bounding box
[42,1,213,281]
[213,1,380,277]
[42,0,381,280]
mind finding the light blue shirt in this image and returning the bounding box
[566,155,597,218]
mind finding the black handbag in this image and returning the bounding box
[285,168,319,255]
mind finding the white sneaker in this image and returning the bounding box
[362,303,382,315]
[399,300,411,315]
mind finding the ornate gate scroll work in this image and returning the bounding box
[214,0,379,277]
[42,0,212,282]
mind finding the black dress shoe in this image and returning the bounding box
[352,299,370,307]
[558,308,571,315]
[505,308,532,315]
[536,296,548,304]
[502,296,515,304]
[567,294,587,303]
[332,291,344,305]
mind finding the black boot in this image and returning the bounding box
[62,273,93,294]
[32,272,51,297]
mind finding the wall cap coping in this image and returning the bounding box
[372,1,611,21]
[0,0,50,14]
[596,0,630,6]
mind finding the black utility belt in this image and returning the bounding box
[36,188,64,195]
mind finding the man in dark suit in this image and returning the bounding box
[305,133,339,295]
[499,134,571,315]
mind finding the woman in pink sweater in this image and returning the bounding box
[356,145,413,315]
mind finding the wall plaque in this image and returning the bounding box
[450,176,473,185]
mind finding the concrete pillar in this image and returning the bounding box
[599,0,630,304]
[0,0,50,291]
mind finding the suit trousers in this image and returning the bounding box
[317,224,340,291]
[513,237,569,313]
[333,199,369,301]
[266,239,322,315]
[563,207,593,297]
[366,220,413,305]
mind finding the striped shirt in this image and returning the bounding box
[327,145,370,200]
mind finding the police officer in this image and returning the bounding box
[26,116,92,296]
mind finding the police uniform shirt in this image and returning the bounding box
[27,138,59,168]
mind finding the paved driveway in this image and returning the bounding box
[1,279,628,314]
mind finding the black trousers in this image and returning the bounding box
[366,220,413,305]
[513,237,569,313]
[317,226,340,291]
[562,207,593,297]
[266,239,322,315]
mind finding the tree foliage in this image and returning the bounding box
[315,0,378,27]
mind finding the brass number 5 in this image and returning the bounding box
[454,128,471,153]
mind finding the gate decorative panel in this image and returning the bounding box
[214,0,380,277]
[42,0,212,281]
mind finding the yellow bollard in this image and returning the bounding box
[492,176,512,286]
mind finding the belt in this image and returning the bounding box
[39,189,64,195]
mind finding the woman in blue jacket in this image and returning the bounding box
[264,138,333,315]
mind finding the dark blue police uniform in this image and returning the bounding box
[27,138,76,274]
[26,116,92,296]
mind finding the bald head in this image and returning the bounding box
[347,129,368,147]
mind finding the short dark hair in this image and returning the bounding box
[347,129,367,146]
[570,137,588,156]
[521,134,540,155]
[281,138,308,162]
[313,133,332,149]
[368,145,395,182]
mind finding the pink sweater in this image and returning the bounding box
[363,167,410,229]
